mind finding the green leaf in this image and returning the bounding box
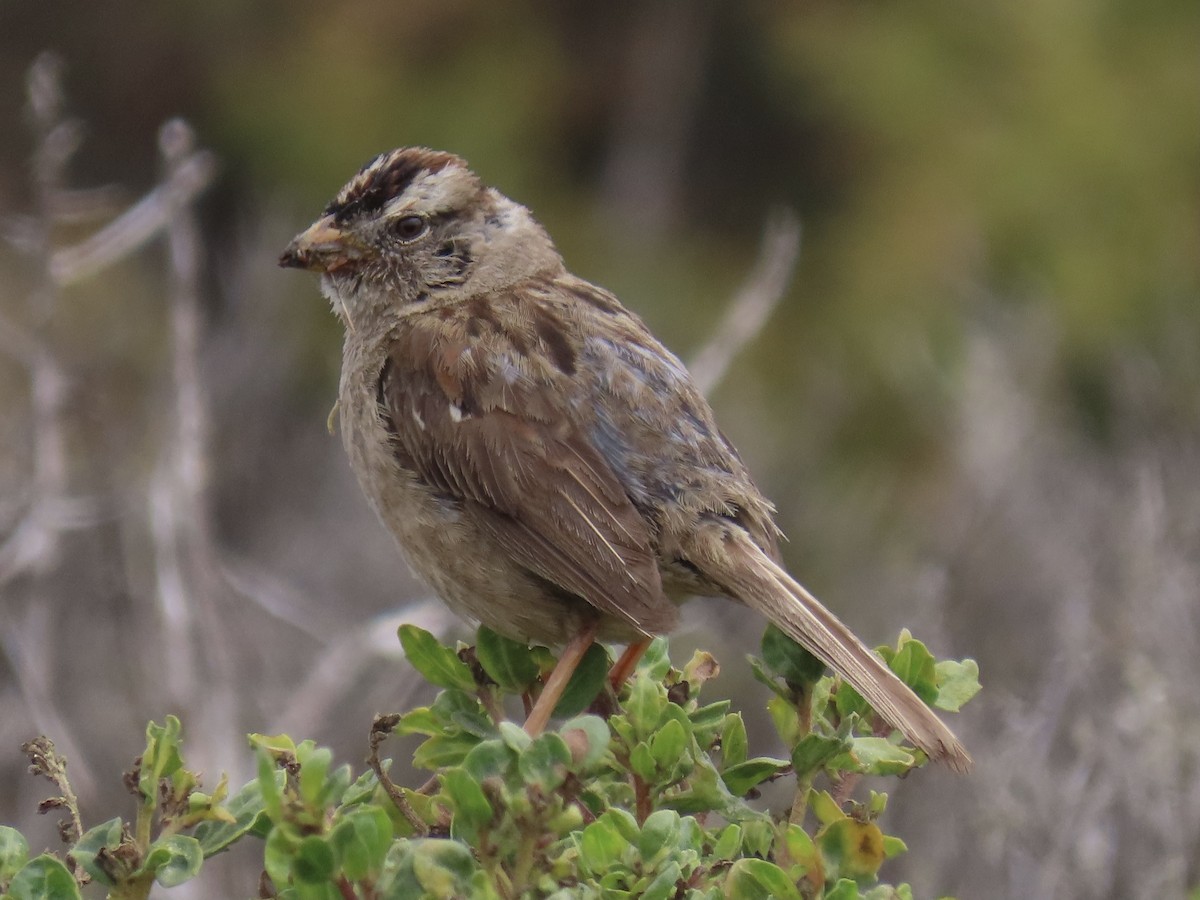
[819,818,886,882]
[5,855,82,900]
[518,733,572,790]
[934,658,982,711]
[264,823,300,887]
[823,879,861,900]
[887,638,938,705]
[0,826,30,883]
[629,741,658,782]
[441,769,494,842]
[340,767,382,808]
[720,714,748,767]
[293,882,343,900]
[712,824,741,859]
[861,885,914,900]
[791,733,849,777]
[410,839,478,896]
[475,626,540,691]
[689,700,732,736]
[680,649,721,693]
[394,707,440,736]
[293,835,336,885]
[140,716,185,804]
[601,808,641,844]
[331,807,393,882]
[412,732,481,770]
[664,756,753,819]
[637,810,681,862]
[650,718,687,772]
[497,721,532,753]
[143,835,203,887]
[867,790,889,816]
[430,689,494,738]
[881,835,908,859]
[372,842,422,899]
[548,803,585,837]
[765,696,798,749]
[720,757,790,796]
[638,636,672,680]
[810,790,844,826]
[194,772,274,854]
[69,817,123,886]
[314,758,350,806]
[398,625,475,691]
[248,732,297,755]
[761,625,827,686]
[391,790,436,838]
[782,824,820,875]
[747,655,792,700]
[462,739,515,782]
[641,861,682,900]
[624,673,666,741]
[577,818,629,872]
[255,747,283,822]
[847,737,917,775]
[834,680,870,720]
[552,643,611,719]
[558,715,610,771]
[298,746,333,807]
[741,820,776,858]
[725,858,803,900]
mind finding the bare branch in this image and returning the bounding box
[49,148,217,286]
[687,208,801,396]
[0,53,76,589]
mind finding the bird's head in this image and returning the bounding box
[280,147,559,325]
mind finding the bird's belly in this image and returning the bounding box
[380,484,644,647]
[339,374,643,647]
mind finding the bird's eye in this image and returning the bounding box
[393,215,427,241]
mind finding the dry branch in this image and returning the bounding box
[687,208,801,396]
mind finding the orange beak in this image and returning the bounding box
[279,215,363,273]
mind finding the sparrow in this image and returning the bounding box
[279,147,970,772]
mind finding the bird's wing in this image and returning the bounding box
[376,306,678,637]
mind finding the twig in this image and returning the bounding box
[0,55,99,799]
[148,119,210,704]
[3,53,76,585]
[145,120,244,792]
[49,147,216,286]
[687,208,801,396]
[21,735,87,881]
[368,715,427,834]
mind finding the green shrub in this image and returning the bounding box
[1,626,978,899]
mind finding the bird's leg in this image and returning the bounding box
[608,638,651,691]
[524,621,599,736]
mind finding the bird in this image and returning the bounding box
[279,147,971,772]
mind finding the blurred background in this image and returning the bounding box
[1,1,1198,896]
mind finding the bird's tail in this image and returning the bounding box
[704,529,972,773]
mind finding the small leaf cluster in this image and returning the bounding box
[3,719,242,900]
[0,625,979,899]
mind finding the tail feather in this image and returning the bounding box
[712,532,972,773]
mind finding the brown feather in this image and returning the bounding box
[282,146,970,769]
[376,292,678,636]
[687,522,973,772]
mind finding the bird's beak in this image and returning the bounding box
[279,215,363,273]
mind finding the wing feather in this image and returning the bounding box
[378,305,678,636]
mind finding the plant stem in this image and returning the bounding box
[509,830,538,895]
